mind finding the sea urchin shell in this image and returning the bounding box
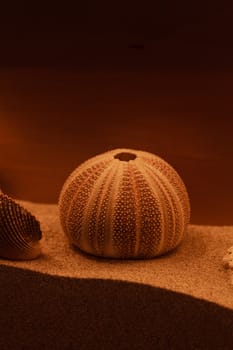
[59,148,190,259]
[223,246,233,270]
[0,192,42,260]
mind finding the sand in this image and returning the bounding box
[0,200,233,349]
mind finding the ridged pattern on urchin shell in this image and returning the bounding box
[59,148,190,259]
[0,193,42,260]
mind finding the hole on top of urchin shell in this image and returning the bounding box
[114,152,137,162]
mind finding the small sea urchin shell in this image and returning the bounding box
[223,246,233,270]
[0,192,42,260]
[59,148,190,259]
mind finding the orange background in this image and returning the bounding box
[0,3,233,225]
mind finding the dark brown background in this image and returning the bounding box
[1,1,233,224]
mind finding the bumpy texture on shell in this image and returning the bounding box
[59,148,190,259]
[0,193,42,260]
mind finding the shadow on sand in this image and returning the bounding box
[0,265,232,350]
